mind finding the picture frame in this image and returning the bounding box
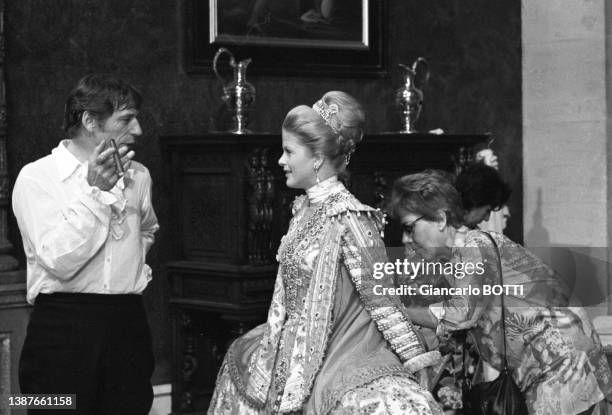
[185,0,388,77]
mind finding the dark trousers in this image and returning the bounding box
[19,293,154,415]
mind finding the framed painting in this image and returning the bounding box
[185,0,388,77]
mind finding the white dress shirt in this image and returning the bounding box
[12,140,159,304]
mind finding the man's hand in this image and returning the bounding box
[87,141,135,191]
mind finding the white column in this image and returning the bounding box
[522,0,609,314]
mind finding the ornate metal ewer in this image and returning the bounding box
[395,57,429,133]
[213,47,256,134]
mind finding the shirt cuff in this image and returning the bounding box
[81,181,117,206]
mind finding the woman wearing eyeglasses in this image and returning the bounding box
[390,171,612,415]
[207,92,442,414]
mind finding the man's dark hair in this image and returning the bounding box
[455,163,511,211]
[62,74,142,138]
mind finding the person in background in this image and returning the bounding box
[455,162,511,230]
[12,74,159,414]
[476,147,511,232]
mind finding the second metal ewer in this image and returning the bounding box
[213,47,256,134]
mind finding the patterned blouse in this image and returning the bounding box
[428,230,612,415]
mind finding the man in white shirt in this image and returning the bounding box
[12,74,159,414]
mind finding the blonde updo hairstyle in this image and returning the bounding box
[282,91,365,170]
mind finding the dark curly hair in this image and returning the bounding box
[455,163,511,211]
[63,73,142,138]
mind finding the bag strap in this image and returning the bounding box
[479,231,509,371]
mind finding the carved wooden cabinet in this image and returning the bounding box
[159,132,486,414]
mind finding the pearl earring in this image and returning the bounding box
[313,162,321,185]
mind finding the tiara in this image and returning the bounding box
[312,100,339,134]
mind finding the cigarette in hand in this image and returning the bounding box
[109,139,125,177]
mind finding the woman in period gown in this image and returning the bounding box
[208,92,443,414]
[390,171,612,415]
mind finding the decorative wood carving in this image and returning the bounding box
[452,145,477,175]
[178,310,197,413]
[245,148,276,265]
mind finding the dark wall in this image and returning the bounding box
[5,0,521,384]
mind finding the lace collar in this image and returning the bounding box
[305,175,344,204]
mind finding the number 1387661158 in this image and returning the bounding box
[7,394,76,409]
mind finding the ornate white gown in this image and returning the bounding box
[208,178,442,414]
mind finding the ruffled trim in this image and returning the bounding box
[326,193,385,236]
[325,197,379,218]
[226,343,267,409]
[292,188,381,224]
[305,175,343,203]
[80,178,117,206]
[108,168,135,240]
[320,365,416,415]
[291,195,308,215]
[286,254,340,412]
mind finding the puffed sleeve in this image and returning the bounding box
[12,165,113,280]
[339,211,440,372]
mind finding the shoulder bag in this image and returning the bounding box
[462,231,528,415]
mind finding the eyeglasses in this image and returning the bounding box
[402,216,424,236]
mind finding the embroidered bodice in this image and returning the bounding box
[277,200,339,316]
[277,176,344,316]
[278,217,317,316]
